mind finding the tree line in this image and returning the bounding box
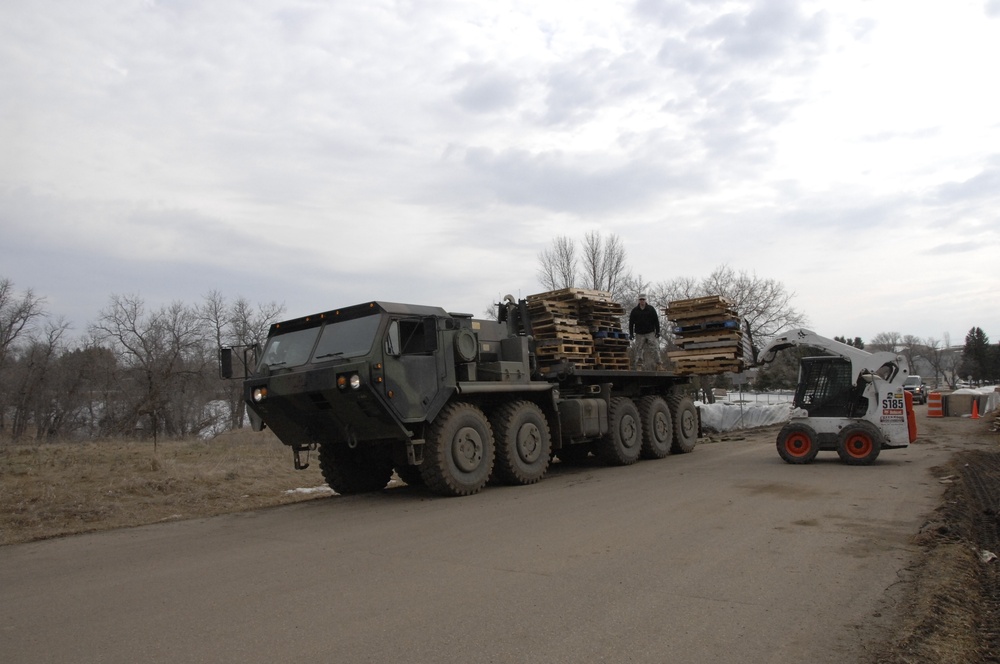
[4,248,997,443]
[0,277,283,443]
[537,234,999,391]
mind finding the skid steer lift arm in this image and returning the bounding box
[752,328,908,384]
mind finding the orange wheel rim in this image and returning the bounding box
[785,433,812,458]
[845,433,873,457]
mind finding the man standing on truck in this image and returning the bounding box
[629,293,661,370]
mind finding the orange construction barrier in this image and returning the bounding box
[927,392,943,417]
[972,398,980,420]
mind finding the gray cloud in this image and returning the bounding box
[461,147,704,214]
[452,65,523,113]
[931,158,1000,205]
[924,241,981,255]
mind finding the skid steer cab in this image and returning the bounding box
[753,329,918,465]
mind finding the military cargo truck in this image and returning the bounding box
[222,291,702,497]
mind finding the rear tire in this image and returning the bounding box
[319,442,394,495]
[668,394,699,454]
[776,423,819,464]
[596,397,642,466]
[638,396,673,459]
[421,402,495,496]
[837,421,882,465]
[491,401,552,485]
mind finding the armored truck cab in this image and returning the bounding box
[234,296,699,497]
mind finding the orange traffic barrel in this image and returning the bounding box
[927,392,943,417]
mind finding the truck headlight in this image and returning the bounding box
[337,373,362,390]
[253,387,268,402]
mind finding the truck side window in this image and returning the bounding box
[386,318,437,355]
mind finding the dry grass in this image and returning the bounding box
[0,429,327,546]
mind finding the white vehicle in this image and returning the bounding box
[753,329,918,465]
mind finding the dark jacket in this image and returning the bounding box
[629,303,660,336]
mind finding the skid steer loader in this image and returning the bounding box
[752,329,917,465]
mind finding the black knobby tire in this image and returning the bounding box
[490,400,552,485]
[394,464,424,487]
[420,402,495,496]
[555,443,592,464]
[776,422,819,464]
[596,397,642,466]
[837,421,883,465]
[638,396,673,459]
[668,394,699,454]
[318,443,394,495]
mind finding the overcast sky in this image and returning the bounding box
[3,0,999,345]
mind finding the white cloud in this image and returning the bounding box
[1,0,998,342]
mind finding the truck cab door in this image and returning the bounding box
[382,317,444,422]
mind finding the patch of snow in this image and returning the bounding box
[284,486,334,496]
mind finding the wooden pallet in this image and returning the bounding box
[672,320,740,334]
[527,287,616,303]
[665,295,737,319]
[595,356,630,370]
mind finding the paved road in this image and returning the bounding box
[0,413,978,664]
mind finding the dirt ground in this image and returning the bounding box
[867,412,1000,664]
[2,409,999,661]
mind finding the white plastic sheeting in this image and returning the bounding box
[698,401,792,433]
[950,386,1000,415]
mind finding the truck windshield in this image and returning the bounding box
[311,315,382,362]
[258,327,320,370]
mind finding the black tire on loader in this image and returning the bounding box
[837,421,883,466]
[775,422,820,464]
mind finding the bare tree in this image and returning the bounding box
[922,337,947,388]
[536,232,634,303]
[200,292,284,430]
[90,295,208,443]
[0,278,47,372]
[869,332,903,353]
[657,265,806,342]
[900,334,924,374]
[0,278,48,434]
[537,235,577,291]
[8,319,71,441]
[580,231,631,299]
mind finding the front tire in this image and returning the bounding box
[638,396,673,459]
[421,402,495,496]
[776,423,819,464]
[394,464,424,487]
[596,397,642,466]
[319,442,394,495]
[837,422,882,465]
[490,401,552,485]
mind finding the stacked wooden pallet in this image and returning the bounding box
[526,288,628,371]
[665,295,745,375]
